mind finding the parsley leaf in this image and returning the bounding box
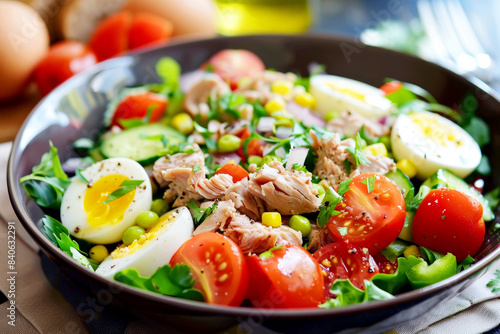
[361,175,375,193]
[19,141,70,209]
[259,246,283,260]
[103,180,144,204]
[343,159,352,175]
[186,200,218,226]
[194,122,218,151]
[119,105,157,129]
[192,164,202,173]
[114,264,204,301]
[487,269,500,294]
[346,133,371,167]
[317,187,344,228]
[337,179,352,196]
[41,215,98,271]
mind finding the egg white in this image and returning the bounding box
[310,74,393,118]
[95,206,194,279]
[60,158,152,244]
[391,110,481,180]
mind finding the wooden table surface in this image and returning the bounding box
[0,84,42,144]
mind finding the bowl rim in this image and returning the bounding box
[7,33,500,319]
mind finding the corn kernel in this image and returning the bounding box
[294,92,316,109]
[265,98,286,114]
[271,80,293,95]
[404,245,421,259]
[396,159,418,179]
[363,143,388,157]
[262,212,282,228]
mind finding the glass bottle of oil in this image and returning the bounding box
[214,0,312,35]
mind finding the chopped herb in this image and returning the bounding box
[337,227,348,237]
[486,269,500,294]
[193,122,218,151]
[317,187,344,228]
[114,264,204,301]
[192,164,202,173]
[361,175,375,193]
[346,133,371,167]
[337,179,352,196]
[103,180,144,204]
[259,246,283,260]
[119,105,157,129]
[457,255,475,272]
[139,133,169,147]
[292,163,309,173]
[343,159,352,175]
[186,200,218,226]
[75,169,89,184]
[358,125,379,145]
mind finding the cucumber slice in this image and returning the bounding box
[100,124,185,165]
[385,169,415,203]
[422,169,494,221]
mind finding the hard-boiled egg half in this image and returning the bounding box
[61,158,152,244]
[391,110,481,180]
[96,207,194,279]
[310,74,394,118]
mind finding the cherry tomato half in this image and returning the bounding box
[203,49,265,90]
[34,41,97,96]
[313,242,379,294]
[170,232,249,306]
[111,92,167,128]
[236,127,264,162]
[247,244,325,308]
[372,253,398,275]
[380,81,403,95]
[412,188,485,262]
[214,163,249,183]
[327,173,406,253]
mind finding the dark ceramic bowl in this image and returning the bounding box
[8,35,500,334]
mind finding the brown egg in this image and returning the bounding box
[123,0,217,38]
[0,1,50,102]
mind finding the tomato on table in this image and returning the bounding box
[34,41,97,96]
[127,12,173,50]
[313,242,379,295]
[170,232,249,306]
[111,92,167,128]
[327,173,406,253]
[214,163,249,182]
[412,188,485,262]
[247,244,325,309]
[202,49,265,90]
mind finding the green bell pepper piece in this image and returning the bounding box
[406,253,457,289]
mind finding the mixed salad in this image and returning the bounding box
[20,49,500,309]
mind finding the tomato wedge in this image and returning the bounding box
[214,163,249,182]
[313,243,379,293]
[327,173,406,253]
[170,232,248,306]
[372,253,398,275]
[247,244,325,308]
[111,92,167,128]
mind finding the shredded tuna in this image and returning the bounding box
[194,200,302,253]
[183,74,230,120]
[326,110,390,137]
[353,154,396,176]
[235,70,298,105]
[307,224,334,253]
[153,145,204,188]
[248,160,320,215]
[223,178,266,221]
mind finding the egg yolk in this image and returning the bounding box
[327,83,365,101]
[410,114,462,147]
[84,174,136,227]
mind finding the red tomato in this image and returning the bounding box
[313,243,379,293]
[127,12,173,50]
[372,253,398,275]
[380,81,403,95]
[111,93,167,128]
[247,244,325,309]
[214,163,249,182]
[170,232,249,306]
[203,50,265,90]
[89,11,131,62]
[327,173,406,253]
[89,11,173,62]
[236,127,264,162]
[34,41,97,96]
[412,188,485,262]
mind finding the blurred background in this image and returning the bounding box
[1,0,499,143]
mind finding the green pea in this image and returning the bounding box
[136,211,159,229]
[218,134,241,153]
[248,155,263,166]
[312,184,326,202]
[325,111,340,122]
[262,155,282,166]
[122,226,146,245]
[289,215,312,237]
[151,199,169,216]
